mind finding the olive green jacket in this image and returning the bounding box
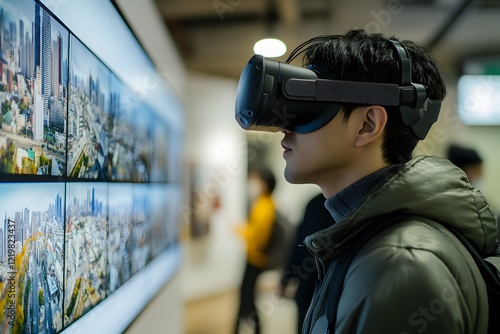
[303,155,498,334]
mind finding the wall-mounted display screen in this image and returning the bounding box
[0,182,66,333]
[150,119,170,183]
[151,184,180,258]
[130,107,153,183]
[109,74,134,182]
[0,0,183,333]
[64,182,109,326]
[0,0,68,177]
[67,36,110,180]
[0,181,179,333]
[108,183,152,292]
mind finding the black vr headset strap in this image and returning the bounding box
[388,39,441,140]
[284,79,401,106]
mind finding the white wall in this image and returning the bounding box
[180,72,247,300]
[114,0,187,103]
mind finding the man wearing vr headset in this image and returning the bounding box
[235,29,498,334]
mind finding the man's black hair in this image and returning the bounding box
[447,144,483,170]
[298,29,447,164]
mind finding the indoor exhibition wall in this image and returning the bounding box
[0,0,183,333]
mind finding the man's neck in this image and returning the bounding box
[319,158,389,198]
[324,164,401,223]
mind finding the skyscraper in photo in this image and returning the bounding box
[92,187,96,216]
[86,188,91,214]
[0,9,8,57]
[42,9,52,127]
[20,19,27,76]
[0,225,4,263]
[24,207,30,241]
[0,9,4,52]
[27,30,34,79]
[34,67,44,142]
[52,33,62,100]
[9,21,17,47]
[34,4,41,74]
[14,212,22,244]
[50,98,64,133]
[55,192,63,220]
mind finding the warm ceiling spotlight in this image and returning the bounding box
[253,38,287,58]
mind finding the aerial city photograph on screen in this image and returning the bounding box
[0,183,65,334]
[67,35,110,180]
[0,0,68,177]
[64,182,109,326]
[108,74,135,182]
[108,183,152,293]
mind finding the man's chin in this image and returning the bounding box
[284,167,308,184]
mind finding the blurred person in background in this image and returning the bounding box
[447,143,500,235]
[447,143,484,188]
[233,167,277,334]
[279,193,334,333]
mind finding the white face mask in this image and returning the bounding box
[247,179,264,201]
[470,178,483,190]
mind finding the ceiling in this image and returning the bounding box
[153,0,500,79]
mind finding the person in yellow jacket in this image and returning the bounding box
[234,167,276,334]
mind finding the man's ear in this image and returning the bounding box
[354,106,387,148]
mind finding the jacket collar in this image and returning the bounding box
[304,155,498,262]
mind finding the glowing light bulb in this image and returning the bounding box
[253,38,287,58]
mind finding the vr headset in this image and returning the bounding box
[235,39,441,140]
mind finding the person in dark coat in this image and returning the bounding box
[279,193,334,333]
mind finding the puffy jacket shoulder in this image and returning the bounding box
[328,218,488,334]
